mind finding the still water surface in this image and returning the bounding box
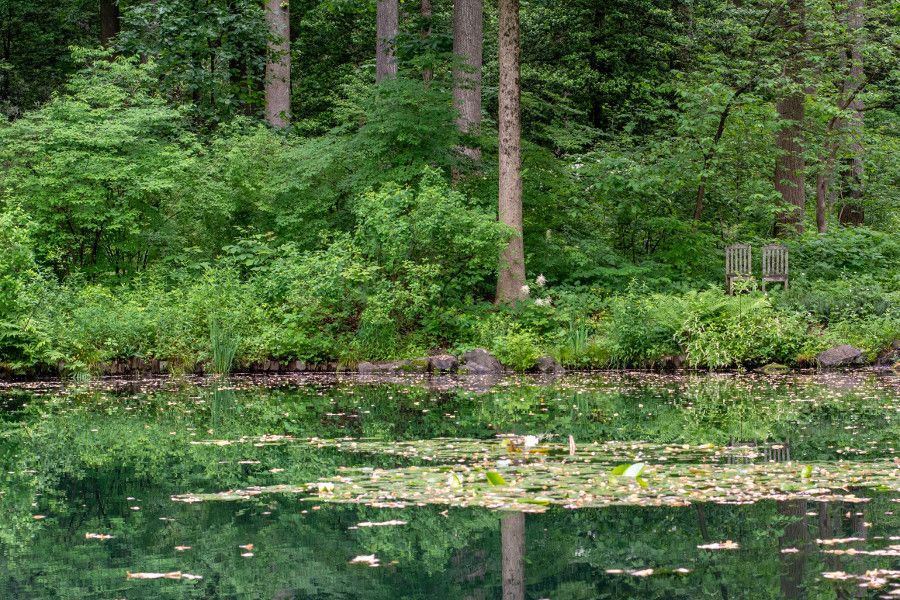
[0,371,898,599]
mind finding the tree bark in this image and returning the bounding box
[421,0,433,83]
[453,0,483,160]
[501,513,525,600]
[778,500,809,600]
[496,0,526,304]
[100,0,120,47]
[376,0,399,82]
[773,0,807,237]
[264,0,290,128]
[839,0,864,226]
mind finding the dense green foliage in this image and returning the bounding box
[0,0,897,375]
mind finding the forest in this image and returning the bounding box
[0,0,898,376]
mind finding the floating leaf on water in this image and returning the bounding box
[355,520,408,528]
[126,571,202,580]
[698,540,740,550]
[485,472,507,486]
[349,554,380,567]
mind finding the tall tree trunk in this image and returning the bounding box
[496,0,526,304]
[778,500,809,600]
[421,0,433,83]
[264,0,290,128]
[839,0,865,226]
[100,0,120,47]
[376,0,399,82]
[773,0,807,237]
[501,513,525,600]
[453,0,483,160]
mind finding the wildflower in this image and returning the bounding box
[534,297,552,307]
[520,285,530,296]
[535,274,546,288]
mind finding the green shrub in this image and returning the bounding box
[596,286,684,367]
[489,326,543,372]
[677,291,809,368]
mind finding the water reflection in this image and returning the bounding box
[0,372,897,598]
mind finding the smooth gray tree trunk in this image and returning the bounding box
[453,0,483,160]
[376,0,399,82]
[264,0,290,128]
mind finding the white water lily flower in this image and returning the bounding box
[523,435,540,449]
[535,274,546,287]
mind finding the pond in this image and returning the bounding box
[0,371,898,599]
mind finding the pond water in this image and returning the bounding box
[1,371,898,599]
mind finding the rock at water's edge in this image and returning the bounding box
[460,348,503,374]
[816,345,864,368]
[534,355,565,375]
[428,354,459,373]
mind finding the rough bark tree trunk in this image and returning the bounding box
[264,0,290,128]
[453,0,483,160]
[421,0,433,83]
[376,0,399,82]
[778,500,809,600]
[839,0,865,226]
[773,0,807,237]
[496,0,526,304]
[501,513,525,600]
[100,0,120,47]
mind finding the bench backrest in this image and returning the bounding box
[725,244,752,276]
[761,244,788,276]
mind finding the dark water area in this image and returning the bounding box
[0,371,898,598]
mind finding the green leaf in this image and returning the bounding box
[485,472,507,486]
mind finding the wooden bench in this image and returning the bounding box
[725,244,754,295]
[761,244,789,291]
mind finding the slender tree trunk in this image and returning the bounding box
[421,0,433,83]
[376,0,399,82]
[839,0,865,226]
[501,513,525,600]
[453,0,483,160]
[264,0,290,128]
[778,500,809,600]
[815,149,836,233]
[100,0,120,47]
[774,0,807,237]
[496,0,526,304]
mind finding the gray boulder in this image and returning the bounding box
[428,354,459,373]
[816,345,865,368]
[357,359,429,375]
[460,348,503,374]
[534,355,565,375]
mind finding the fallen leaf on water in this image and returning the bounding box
[127,571,202,580]
[350,554,380,567]
[355,520,407,528]
[698,541,740,550]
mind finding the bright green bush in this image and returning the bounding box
[677,291,809,368]
[596,287,685,367]
[489,327,544,372]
